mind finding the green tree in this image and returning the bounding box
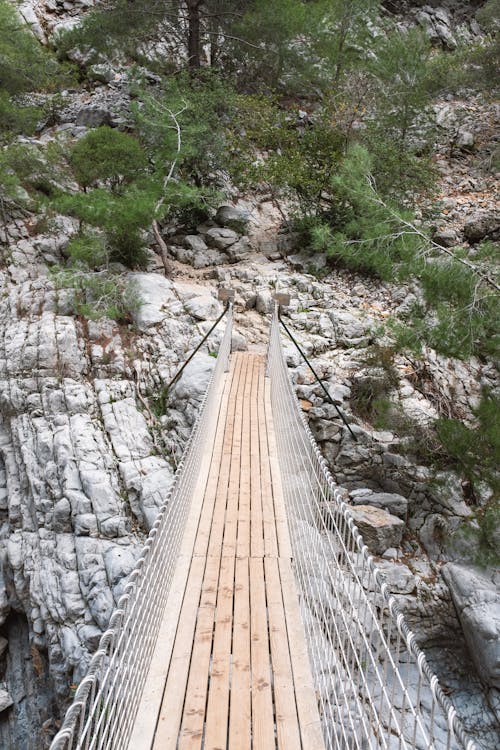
[473,0,500,86]
[59,0,252,71]
[364,27,437,197]
[0,0,44,136]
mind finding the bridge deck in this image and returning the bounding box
[132,352,324,750]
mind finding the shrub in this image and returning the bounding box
[66,232,108,269]
[54,268,142,323]
[436,392,500,495]
[69,127,147,190]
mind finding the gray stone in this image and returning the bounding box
[88,64,115,84]
[215,205,249,228]
[433,227,459,247]
[255,291,272,315]
[129,273,175,329]
[377,561,416,594]
[442,564,500,689]
[184,235,208,254]
[330,310,371,347]
[225,237,251,263]
[205,227,239,250]
[463,212,500,244]
[349,505,405,555]
[231,332,247,352]
[0,687,13,712]
[75,108,113,128]
[455,128,475,151]
[184,295,222,321]
[350,492,408,520]
[171,353,214,401]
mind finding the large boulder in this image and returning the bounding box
[171,353,214,401]
[75,108,114,128]
[205,227,239,250]
[442,564,500,689]
[330,310,372,347]
[349,490,408,520]
[129,273,176,330]
[184,295,223,321]
[215,205,250,229]
[349,505,405,555]
[463,212,500,244]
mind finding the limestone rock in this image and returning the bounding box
[129,273,175,329]
[225,237,251,263]
[0,688,13,713]
[330,310,372,347]
[205,227,239,250]
[349,505,405,555]
[184,295,222,321]
[170,353,214,401]
[215,205,249,229]
[463,212,500,244]
[455,127,475,152]
[442,564,500,689]
[349,491,408,519]
[75,108,113,128]
[377,561,416,594]
[433,227,459,247]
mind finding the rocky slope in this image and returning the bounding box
[0,1,498,748]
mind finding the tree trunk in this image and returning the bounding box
[187,0,202,70]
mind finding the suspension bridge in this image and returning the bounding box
[50,299,476,750]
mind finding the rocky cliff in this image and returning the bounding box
[0,1,498,748]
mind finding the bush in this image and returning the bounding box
[392,259,500,359]
[69,127,147,190]
[436,392,500,495]
[54,268,142,323]
[66,232,108,269]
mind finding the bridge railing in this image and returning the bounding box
[267,305,475,750]
[50,304,233,750]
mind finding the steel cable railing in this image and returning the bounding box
[267,305,476,750]
[50,304,233,750]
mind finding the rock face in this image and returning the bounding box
[0,215,232,746]
[442,564,500,689]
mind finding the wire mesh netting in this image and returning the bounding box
[50,306,233,750]
[267,306,475,750]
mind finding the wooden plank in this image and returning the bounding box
[264,379,293,561]
[152,554,207,750]
[194,353,243,559]
[250,356,265,559]
[177,555,221,750]
[258,365,278,559]
[228,556,251,748]
[206,354,247,560]
[236,354,252,559]
[221,353,245,559]
[204,555,236,750]
[264,556,302,750]
[177,357,248,749]
[279,558,326,750]
[250,556,275,750]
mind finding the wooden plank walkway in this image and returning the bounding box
[131,352,325,750]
